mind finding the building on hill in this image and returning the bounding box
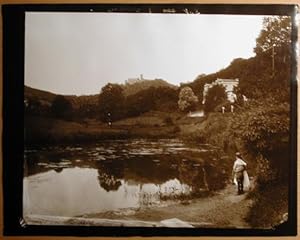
[125,74,166,85]
[126,74,146,85]
[202,78,239,104]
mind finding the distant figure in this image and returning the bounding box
[221,106,225,114]
[230,105,234,113]
[232,152,250,194]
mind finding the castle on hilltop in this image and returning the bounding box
[126,74,147,85]
[126,74,164,85]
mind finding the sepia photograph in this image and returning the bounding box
[2,4,297,236]
[23,9,295,230]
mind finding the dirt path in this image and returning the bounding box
[89,183,253,228]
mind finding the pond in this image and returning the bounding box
[23,139,227,218]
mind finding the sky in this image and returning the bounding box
[25,12,264,95]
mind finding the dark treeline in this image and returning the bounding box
[25,83,179,122]
[98,85,179,122]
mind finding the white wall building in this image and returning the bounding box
[202,78,239,104]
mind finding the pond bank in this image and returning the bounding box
[25,114,191,144]
[84,181,254,228]
[24,182,253,228]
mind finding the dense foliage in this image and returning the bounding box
[51,95,73,119]
[203,85,227,113]
[123,79,177,96]
[125,86,178,117]
[254,16,291,54]
[98,83,126,122]
[178,87,198,112]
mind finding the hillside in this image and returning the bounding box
[65,95,99,109]
[25,86,99,110]
[25,78,179,112]
[24,86,57,103]
[123,79,178,97]
[184,46,290,104]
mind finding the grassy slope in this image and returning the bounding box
[25,111,186,144]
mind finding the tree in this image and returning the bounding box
[178,87,198,112]
[51,95,73,119]
[254,16,291,55]
[98,83,125,121]
[254,16,292,102]
[203,85,227,113]
[25,98,42,115]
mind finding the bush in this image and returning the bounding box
[214,100,233,113]
[203,84,227,113]
[98,83,125,121]
[178,87,199,112]
[51,95,73,120]
[245,183,288,228]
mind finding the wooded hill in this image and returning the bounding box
[184,47,291,104]
[25,78,177,108]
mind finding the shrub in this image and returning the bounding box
[51,95,73,120]
[178,87,199,112]
[203,84,227,113]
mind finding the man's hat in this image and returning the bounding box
[236,152,241,157]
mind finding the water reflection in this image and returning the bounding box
[97,166,123,192]
[24,139,226,217]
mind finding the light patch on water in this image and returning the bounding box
[24,168,140,217]
[37,163,48,166]
[128,148,164,155]
[24,168,194,218]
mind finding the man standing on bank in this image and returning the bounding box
[232,152,250,194]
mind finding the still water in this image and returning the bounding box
[23,139,225,217]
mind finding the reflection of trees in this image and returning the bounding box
[95,156,178,192]
[24,153,50,177]
[177,160,227,195]
[203,162,227,191]
[96,161,124,192]
[123,156,177,184]
[137,184,160,207]
[53,167,64,173]
[177,160,207,195]
[98,172,122,192]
